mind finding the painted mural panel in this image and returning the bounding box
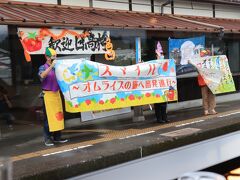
[169,36,206,75]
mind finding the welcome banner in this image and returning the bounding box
[18,28,112,62]
[55,59,177,112]
[190,55,235,94]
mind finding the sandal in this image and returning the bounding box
[209,110,218,115]
[204,110,209,116]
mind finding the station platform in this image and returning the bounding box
[1,99,240,179]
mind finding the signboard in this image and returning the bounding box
[190,55,235,94]
[17,28,113,61]
[169,36,206,75]
[55,59,177,112]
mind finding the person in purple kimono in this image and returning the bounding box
[38,47,68,146]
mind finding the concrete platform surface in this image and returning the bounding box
[1,100,240,180]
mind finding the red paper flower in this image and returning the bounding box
[99,100,104,105]
[145,93,151,97]
[85,99,91,105]
[128,94,135,100]
[110,98,116,104]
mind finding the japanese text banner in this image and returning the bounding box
[190,55,235,94]
[55,59,177,112]
[18,28,109,55]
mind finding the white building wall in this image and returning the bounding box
[215,5,240,19]
[10,0,57,4]
[61,0,89,7]
[93,0,129,10]
[132,0,151,12]
[174,1,213,17]
[9,0,240,19]
[154,0,171,14]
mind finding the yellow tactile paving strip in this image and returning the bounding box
[11,109,240,162]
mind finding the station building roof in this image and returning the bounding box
[0,1,239,33]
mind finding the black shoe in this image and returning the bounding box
[53,139,68,143]
[8,124,13,130]
[164,119,170,122]
[157,119,165,123]
[44,139,54,146]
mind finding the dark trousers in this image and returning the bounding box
[0,100,14,125]
[42,99,61,141]
[154,103,167,122]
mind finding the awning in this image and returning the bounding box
[176,15,240,33]
[0,1,239,33]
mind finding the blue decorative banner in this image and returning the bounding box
[169,36,206,75]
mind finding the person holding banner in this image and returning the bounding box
[154,44,169,123]
[0,84,15,129]
[198,74,217,116]
[154,100,168,123]
[38,47,68,146]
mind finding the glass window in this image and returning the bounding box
[94,29,137,66]
[226,40,240,73]
[206,34,240,73]
[0,26,12,85]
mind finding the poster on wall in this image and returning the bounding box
[169,36,206,75]
[55,59,177,112]
[17,28,115,62]
[190,55,235,94]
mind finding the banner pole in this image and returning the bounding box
[133,37,145,122]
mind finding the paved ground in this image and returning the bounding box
[1,100,240,179]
